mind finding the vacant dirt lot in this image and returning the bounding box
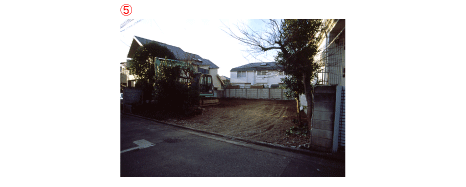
[162,99,310,147]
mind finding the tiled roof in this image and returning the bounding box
[134,36,219,69]
[230,62,283,72]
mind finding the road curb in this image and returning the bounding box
[121,112,345,162]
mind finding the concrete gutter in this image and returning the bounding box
[121,112,345,162]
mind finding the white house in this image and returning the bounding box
[120,60,136,87]
[124,36,223,90]
[230,62,287,88]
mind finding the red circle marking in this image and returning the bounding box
[121,4,132,16]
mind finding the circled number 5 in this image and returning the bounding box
[121,4,132,16]
[123,5,129,14]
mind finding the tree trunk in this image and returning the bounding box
[295,96,301,126]
[303,72,313,143]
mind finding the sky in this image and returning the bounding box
[118,19,279,77]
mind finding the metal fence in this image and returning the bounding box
[316,22,345,86]
[339,86,345,149]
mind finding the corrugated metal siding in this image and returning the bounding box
[339,86,345,148]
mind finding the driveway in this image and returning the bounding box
[120,114,345,177]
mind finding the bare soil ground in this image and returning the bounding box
[161,99,310,147]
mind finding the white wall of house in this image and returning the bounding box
[209,68,222,90]
[120,65,136,86]
[255,72,268,84]
[230,71,246,84]
[230,71,237,82]
[199,65,209,70]
[230,71,249,88]
[267,71,286,86]
[230,70,286,88]
[247,71,255,85]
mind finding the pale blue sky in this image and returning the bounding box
[119,19,279,77]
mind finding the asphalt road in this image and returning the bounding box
[120,114,345,177]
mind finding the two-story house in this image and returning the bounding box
[124,36,223,90]
[230,62,287,88]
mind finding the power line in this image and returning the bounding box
[120,19,142,32]
[120,19,134,29]
[120,39,130,47]
[151,19,164,35]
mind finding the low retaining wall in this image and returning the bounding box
[122,87,143,113]
[123,87,143,105]
[304,85,345,153]
[311,86,337,152]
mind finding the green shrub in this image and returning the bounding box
[153,62,199,115]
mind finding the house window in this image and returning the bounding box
[258,71,267,75]
[237,71,246,78]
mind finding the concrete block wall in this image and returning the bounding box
[237,89,246,98]
[229,89,235,97]
[270,89,283,99]
[247,89,258,99]
[258,89,269,99]
[234,89,239,98]
[123,87,143,105]
[223,88,291,100]
[214,90,225,98]
[311,86,336,152]
[242,89,248,98]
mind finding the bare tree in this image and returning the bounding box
[223,19,283,61]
